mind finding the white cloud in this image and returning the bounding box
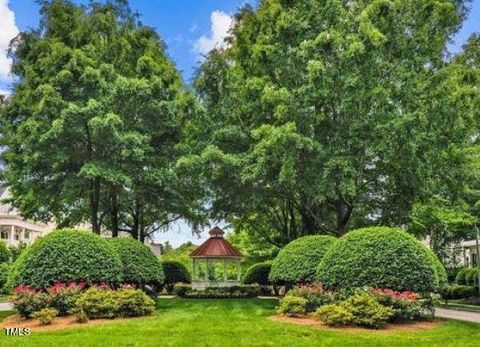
[0,89,11,96]
[0,0,19,81]
[193,11,233,57]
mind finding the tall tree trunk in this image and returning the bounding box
[90,177,100,234]
[110,186,119,237]
[131,198,140,240]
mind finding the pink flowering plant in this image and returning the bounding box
[368,288,431,321]
[288,283,335,312]
[48,281,86,316]
[12,285,50,318]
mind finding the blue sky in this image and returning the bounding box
[0,0,479,246]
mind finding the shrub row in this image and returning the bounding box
[7,229,166,291]
[440,285,478,300]
[456,267,479,287]
[278,285,434,329]
[174,284,260,299]
[12,283,154,321]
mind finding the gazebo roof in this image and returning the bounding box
[190,226,243,258]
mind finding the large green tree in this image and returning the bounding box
[0,0,202,239]
[182,0,474,245]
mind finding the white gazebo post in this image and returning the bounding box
[9,225,15,246]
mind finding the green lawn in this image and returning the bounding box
[1,299,480,346]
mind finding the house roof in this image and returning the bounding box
[190,226,243,258]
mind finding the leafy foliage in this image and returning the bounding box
[0,263,9,293]
[179,285,260,299]
[277,295,307,317]
[0,242,9,263]
[269,235,336,284]
[242,262,272,286]
[317,227,441,292]
[313,304,354,327]
[182,0,473,246]
[0,0,203,239]
[32,308,58,325]
[161,260,191,291]
[456,268,479,286]
[109,237,164,288]
[441,285,478,300]
[10,229,123,289]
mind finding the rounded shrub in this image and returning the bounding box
[243,262,272,286]
[9,229,123,289]
[161,260,191,291]
[317,227,441,293]
[0,242,9,263]
[0,262,9,292]
[269,235,337,284]
[109,237,165,288]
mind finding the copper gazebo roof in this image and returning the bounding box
[190,226,243,258]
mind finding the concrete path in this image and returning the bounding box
[436,307,480,323]
[0,302,13,311]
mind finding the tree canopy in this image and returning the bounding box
[180,0,476,246]
[0,0,203,240]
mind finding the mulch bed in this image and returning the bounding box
[269,314,444,332]
[1,314,154,332]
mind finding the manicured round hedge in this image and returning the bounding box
[269,235,337,284]
[110,237,165,288]
[243,262,272,286]
[161,260,191,290]
[0,242,9,263]
[426,248,448,289]
[316,227,442,293]
[9,229,123,289]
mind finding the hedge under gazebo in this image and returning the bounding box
[190,226,244,290]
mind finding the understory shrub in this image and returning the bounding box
[179,285,260,299]
[0,262,9,293]
[287,283,334,312]
[446,267,465,284]
[314,292,393,329]
[110,237,165,289]
[313,304,354,326]
[161,260,191,292]
[277,295,308,317]
[173,283,191,297]
[270,235,336,285]
[369,288,431,321]
[317,227,441,293]
[12,285,50,318]
[0,241,9,263]
[74,286,155,319]
[9,229,123,289]
[31,308,58,325]
[47,282,85,316]
[440,285,478,300]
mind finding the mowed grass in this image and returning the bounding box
[1,299,480,347]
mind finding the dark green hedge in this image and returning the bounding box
[456,267,479,286]
[0,242,9,263]
[317,227,442,293]
[9,229,123,289]
[243,262,272,286]
[269,235,337,284]
[161,260,191,290]
[110,237,165,288]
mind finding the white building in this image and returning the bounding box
[462,240,479,268]
[0,188,54,247]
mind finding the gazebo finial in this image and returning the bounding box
[209,226,225,238]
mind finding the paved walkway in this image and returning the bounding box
[0,302,13,311]
[436,307,480,323]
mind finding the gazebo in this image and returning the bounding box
[190,226,244,290]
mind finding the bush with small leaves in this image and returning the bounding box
[110,238,165,289]
[12,285,50,318]
[313,304,354,326]
[161,260,191,292]
[74,287,119,319]
[277,295,308,317]
[0,241,9,263]
[115,287,155,317]
[243,262,272,286]
[341,292,394,329]
[0,262,9,293]
[32,308,58,325]
[317,227,442,293]
[441,285,478,300]
[270,235,336,285]
[9,229,123,289]
[173,283,191,297]
[47,282,85,316]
